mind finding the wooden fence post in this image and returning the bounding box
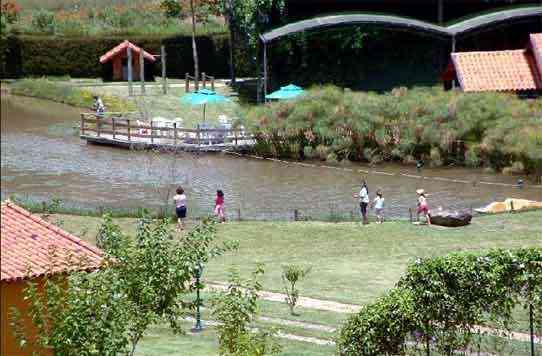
[234,129,238,146]
[97,117,101,137]
[80,114,85,136]
[197,124,201,147]
[294,209,299,221]
[409,208,413,223]
[127,119,131,141]
[237,208,241,221]
[150,121,154,144]
[185,73,189,92]
[173,122,178,145]
[112,117,116,139]
[139,49,145,95]
[510,200,514,213]
[161,45,167,95]
[127,46,133,96]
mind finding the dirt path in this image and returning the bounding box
[206,281,541,345]
[206,281,361,314]
[184,317,335,346]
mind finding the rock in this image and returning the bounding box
[431,210,472,227]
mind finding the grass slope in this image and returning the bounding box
[52,210,542,305]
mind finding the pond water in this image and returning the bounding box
[2,94,541,220]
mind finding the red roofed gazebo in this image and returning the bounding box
[1,201,103,355]
[100,40,156,81]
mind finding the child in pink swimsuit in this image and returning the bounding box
[416,189,431,225]
[214,190,225,222]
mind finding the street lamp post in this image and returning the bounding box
[191,262,204,332]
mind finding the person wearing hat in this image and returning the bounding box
[416,189,431,225]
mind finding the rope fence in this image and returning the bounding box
[223,151,542,190]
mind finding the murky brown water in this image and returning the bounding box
[2,95,541,219]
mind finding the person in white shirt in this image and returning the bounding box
[353,180,370,225]
[173,186,187,230]
[372,190,385,224]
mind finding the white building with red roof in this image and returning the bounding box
[1,201,103,355]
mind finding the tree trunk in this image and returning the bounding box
[190,0,199,91]
[227,1,236,85]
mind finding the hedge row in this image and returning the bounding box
[0,34,253,79]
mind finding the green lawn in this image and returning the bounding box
[49,211,541,355]
[53,210,542,305]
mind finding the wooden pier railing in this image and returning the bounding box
[80,113,252,148]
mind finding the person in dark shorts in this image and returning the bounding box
[353,180,370,225]
[173,186,187,230]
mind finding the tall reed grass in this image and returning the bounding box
[243,86,542,181]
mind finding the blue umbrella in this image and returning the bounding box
[181,89,230,121]
[265,84,305,100]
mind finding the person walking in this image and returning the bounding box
[353,180,370,225]
[214,189,225,222]
[92,95,106,117]
[373,190,385,224]
[416,189,431,225]
[173,186,187,230]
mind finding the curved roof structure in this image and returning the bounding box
[261,7,542,43]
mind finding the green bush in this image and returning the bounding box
[1,33,251,79]
[31,9,56,34]
[337,248,542,356]
[243,86,542,178]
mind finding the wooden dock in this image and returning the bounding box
[80,113,255,152]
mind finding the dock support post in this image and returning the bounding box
[197,124,201,147]
[127,46,133,96]
[112,117,116,139]
[80,114,85,136]
[97,117,101,137]
[161,45,168,94]
[173,122,178,145]
[202,72,206,89]
[263,42,268,102]
[127,119,131,141]
[150,121,154,144]
[140,49,145,95]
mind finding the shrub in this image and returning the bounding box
[31,9,57,34]
[502,161,525,175]
[281,264,311,315]
[337,248,542,356]
[315,145,329,161]
[210,265,282,356]
[464,145,481,168]
[303,146,315,160]
[429,147,443,167]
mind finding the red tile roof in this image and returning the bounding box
[452,49,542,92]
[530,33,542,75]
[100,40,156,64]
[1,201,103,282]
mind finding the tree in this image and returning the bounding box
[10,250,132,355]
[281,264,311,315]
[189,0,200,91]
[210,265,282,356]
[12,215,238,356]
